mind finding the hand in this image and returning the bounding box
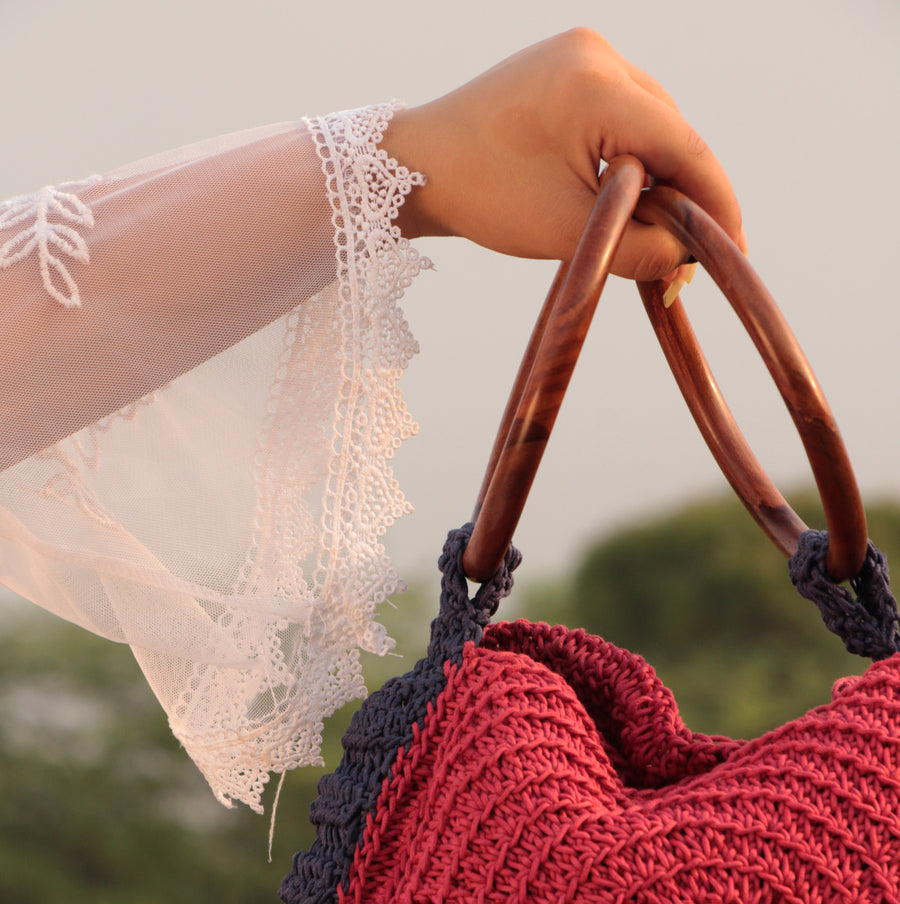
[385,28,746,287]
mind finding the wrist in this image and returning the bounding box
[383,106,448,241]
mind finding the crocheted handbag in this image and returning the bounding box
[281,525,900,903]
[282,159,900,902]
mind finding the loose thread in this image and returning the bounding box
[268,770,288,863]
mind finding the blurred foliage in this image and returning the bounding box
[0,587,432,904]
[2,492,900,899]
[521,491,900,739]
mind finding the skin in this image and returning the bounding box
[383,28,747,290]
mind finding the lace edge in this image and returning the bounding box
[305,100,429,637]
[191,104,431,814]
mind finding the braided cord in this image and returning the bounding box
[790,530,900,661]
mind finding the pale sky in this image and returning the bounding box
[1,0,898,590]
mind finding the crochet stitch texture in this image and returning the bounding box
[282,527,900,903]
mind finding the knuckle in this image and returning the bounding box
[634,244,681,281]
[685,126,710,160]
[551,27,617,86]
[549,37,626,119]
[555,26,610,57]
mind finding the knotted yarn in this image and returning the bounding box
[790,529,900,661]
[282,525,900,903]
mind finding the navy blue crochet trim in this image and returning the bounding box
[279,524,520,904]
[789,529,900,661]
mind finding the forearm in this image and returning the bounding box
[0,123,335,470]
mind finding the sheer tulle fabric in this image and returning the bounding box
[0,103,428,812]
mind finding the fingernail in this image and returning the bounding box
[682,262,697,285]
[663,277,685,307]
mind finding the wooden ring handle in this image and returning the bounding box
[462,156,646,583]
[635,185,867,582]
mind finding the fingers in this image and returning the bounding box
[590,67,745,258]
[560,31,745,269]
[619,58,681,115]
[609,216,693,281]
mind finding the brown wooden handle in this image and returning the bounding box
[463,156,646,582]
[635,185,867,582]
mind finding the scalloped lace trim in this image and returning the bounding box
[167,104,431,813]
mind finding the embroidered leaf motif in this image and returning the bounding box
[0,177,100,308]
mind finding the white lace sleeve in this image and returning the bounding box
[0,103,430,813]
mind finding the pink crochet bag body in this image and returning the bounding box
[281,526,900,904]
